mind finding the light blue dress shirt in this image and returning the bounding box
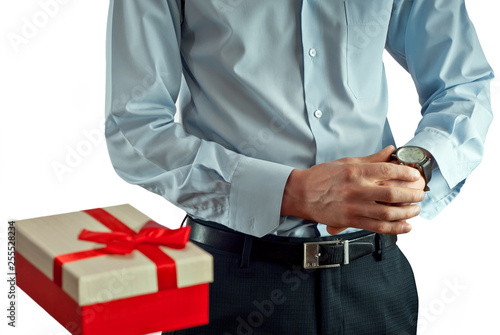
[105,0,493,238]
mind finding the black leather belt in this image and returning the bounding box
[186,218,397,269]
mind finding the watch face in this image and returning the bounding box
[397,147,426,164]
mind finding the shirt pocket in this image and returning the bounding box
[344,0,393,99]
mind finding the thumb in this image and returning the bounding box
[358,145,395,163]
[326,226,348,236]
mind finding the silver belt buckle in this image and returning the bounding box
[303,240,350,269]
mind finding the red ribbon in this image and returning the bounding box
[78,220,190,254]
[53,208,190,291]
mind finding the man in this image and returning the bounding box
[105,0,493,334]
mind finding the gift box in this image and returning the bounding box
[15,204,213,334]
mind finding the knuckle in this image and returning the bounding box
[379,163,392,178]
[388,224,403,235]
[340,202,355,220]
[340,157,357,164]
[376,221,402,235]
[412,190,425,202]
[350,215,364,228]
[378,207,394,221]
[382,188,398,203]
[343,186,362,201]
[342,165,360,182]
[339,185,350,200]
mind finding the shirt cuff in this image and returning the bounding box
[405,130,467,190]
[228,156,294,237]
[405,131,470,219]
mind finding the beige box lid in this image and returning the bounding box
[15,204,213,306]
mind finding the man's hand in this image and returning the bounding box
[281,146,426,235]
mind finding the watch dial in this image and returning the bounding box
[398,147,425,164]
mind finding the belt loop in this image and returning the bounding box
[240,235,253,268]
[375,234,385,261]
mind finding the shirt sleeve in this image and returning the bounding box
[104,0,293,237]
[385,0,494,218]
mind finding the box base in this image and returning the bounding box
[16,252,209,334]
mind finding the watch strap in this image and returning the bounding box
[421,157,432,191]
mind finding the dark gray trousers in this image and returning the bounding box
[163,230,418,334]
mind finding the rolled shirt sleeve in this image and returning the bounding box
[386,0,494,218]
[105,0,293,237]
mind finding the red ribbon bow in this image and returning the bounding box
[78,220,190,254]
[53,208,191,291]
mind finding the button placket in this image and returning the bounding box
[301,1,334,164]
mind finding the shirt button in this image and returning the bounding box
[314,110,323,118]
[309,48,317,57]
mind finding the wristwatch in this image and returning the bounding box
[392,146,432,191]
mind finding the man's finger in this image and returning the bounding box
[326,226,348,235]
[361,202,421,222]
[348,184,425,204]
[376,177,426,191]
[355,145,395,164]
[347,218,413,235]
[373,186,425,204]
[363,163,421,182]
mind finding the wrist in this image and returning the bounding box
[281,168,308,218]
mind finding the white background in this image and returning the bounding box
[1,1,499,334]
